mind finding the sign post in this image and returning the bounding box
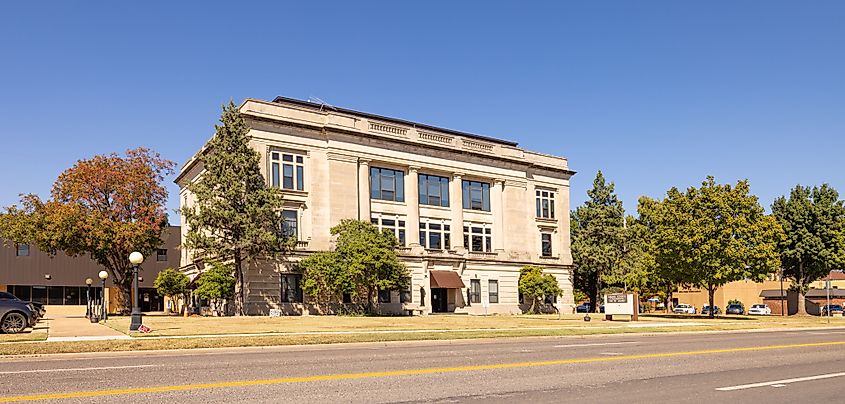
[604,293,637,321]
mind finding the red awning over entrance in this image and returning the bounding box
[430,271,466,289]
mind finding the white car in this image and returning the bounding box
[673,304,696,314]
[747,304,772,315]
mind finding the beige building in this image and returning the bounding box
[177,97,575,315]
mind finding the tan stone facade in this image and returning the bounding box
[177,97,575,315]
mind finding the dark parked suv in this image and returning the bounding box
[726,304,744,315]
[0,298,36,334]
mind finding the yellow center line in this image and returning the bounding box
[2,340,844,402]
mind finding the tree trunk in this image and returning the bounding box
[593,272,602,313]
[234,251,245,316]
[796,260,807,315]
[708,284,715,319]
[529,297,537,314]
[665,285,673,313]
[367,287,375,313]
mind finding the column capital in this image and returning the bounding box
[452,172,465,180]
[358,158,371,165]
[493,178,506,186]
[408,165,421,173]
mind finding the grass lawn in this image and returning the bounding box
[101,312,845,337]
[0,313,841,356]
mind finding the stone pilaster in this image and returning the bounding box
[451,173,465,253]
[492,179,505,252]
[358,158,371,221]
[407,166,421,247]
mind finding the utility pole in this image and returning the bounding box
[779,268,785,316]
[826,278,831,324]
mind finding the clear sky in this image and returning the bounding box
[1,2,843,224]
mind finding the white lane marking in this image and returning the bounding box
[553,341,638,348]
[716,372,845,391]
[0,364,158,374]
[599,352,624,356]
[771,384,786,388]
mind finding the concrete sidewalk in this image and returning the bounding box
[45,316,130,342]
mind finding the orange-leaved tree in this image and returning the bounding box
[0,148,174,313]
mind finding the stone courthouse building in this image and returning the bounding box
[176,97,575,315]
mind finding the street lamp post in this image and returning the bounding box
[85,278,93,318]
[98,270,109,321]
[129,251,144,331]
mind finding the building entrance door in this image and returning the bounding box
[431,288,448,313]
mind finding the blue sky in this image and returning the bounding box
[1,2,843,224]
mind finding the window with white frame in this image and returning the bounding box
[541,232,553,257]
[371,215,406,246]
[419,220,450,250]
[536,189,556,219]
[270,151,305,191]
[488,280,499,303]
[282,210,298,240]
[463,224,492,252]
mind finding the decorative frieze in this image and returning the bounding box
[462,139,495,153]
[369,121,408,138]
[418,131,454,145]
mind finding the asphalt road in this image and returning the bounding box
[2,328,845,403]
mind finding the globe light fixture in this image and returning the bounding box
[129,251,144,331]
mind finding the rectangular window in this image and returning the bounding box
[10,285,30,301]
[378,289,391,304]
[371,167,405,202]
[281,274,303,303]
[48,286,64,305]
[419,221,450,250]
[541,233,553,257]
[463,224,493,252]
[536,190,556,219]
[470,279,481,304]
[156,249,168,262]
[64,286,80,305]
[282,210,298,239]
[372,215,406,245]
[419,174,450,207]
[16,244,29,257]
[488,280,499,304]
[462,180,490,211]
[271,152,305,191]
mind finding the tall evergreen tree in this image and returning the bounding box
[571,171,626,312]
[182,101,286,316]
[772,184,845,315]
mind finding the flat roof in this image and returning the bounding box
[271,96,520,147]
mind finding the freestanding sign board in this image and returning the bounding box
[603,293,639,321]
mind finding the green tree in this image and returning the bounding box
[772,184,845,315]
[0,148,174,312]
[299,220,409,312]
[182,101,288,316]
[518,265,563,314]
[194,261,236,314]
[154,268,190,315]
[653,177,784,318]
[571,171,626,312]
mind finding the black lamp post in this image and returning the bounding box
[129,251,144,331]
[85,278,93,318]
[98,270,109,321]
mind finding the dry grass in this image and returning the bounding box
[99,312,845,338]
[102,313,747,337]
[1,313,841,356]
